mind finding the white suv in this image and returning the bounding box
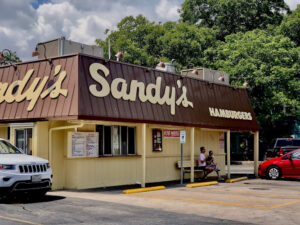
[0,138,52,198]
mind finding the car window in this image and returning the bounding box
[0,140,22,154]
[275,139,300,147]
[291,151,300,160]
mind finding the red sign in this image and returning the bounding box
[219,135,224,149]
[164,129,180,138]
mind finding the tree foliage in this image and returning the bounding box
[0,50,21,65]
[179,0,289,38]
[203,29,300,143]
[278,5,300,46]
[96,15,217,70]
[95,2,300,149]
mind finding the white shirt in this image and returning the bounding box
[199,153,206,167]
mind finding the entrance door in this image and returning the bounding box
[15,128,32,155]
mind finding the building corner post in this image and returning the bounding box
[254,131,259,177]
[190,127,195,182]
[141,123,146,188]
[227,130,231,179]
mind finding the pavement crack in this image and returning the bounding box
[22,205,32,212]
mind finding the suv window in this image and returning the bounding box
[275,139,300,147]
[0,140,22,154]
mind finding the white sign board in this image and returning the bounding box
[68,132,99,158]
[71,133,85,157]
[86,133,99,157]
[180,130,186,144]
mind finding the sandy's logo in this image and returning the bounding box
[89,63,193,115]
[0,65,68,111]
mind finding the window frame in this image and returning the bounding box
[97,125,136,157]
[127,126,137,155]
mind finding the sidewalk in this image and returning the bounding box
[226,161,263,175]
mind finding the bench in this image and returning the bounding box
[176,160,205,180]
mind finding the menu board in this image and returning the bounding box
[72,133,85,157]
[68,132,99,158]
[86,133,99,157]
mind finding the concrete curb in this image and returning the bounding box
[186,181,218,188]
[123,186,166,194]
[226,177,248,183]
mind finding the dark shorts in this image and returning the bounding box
[198,166,206,171]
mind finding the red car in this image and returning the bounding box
[259,149,300,179]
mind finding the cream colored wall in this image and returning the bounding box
[20,120,226,190]
[0,126,8,139]
[194,128,226,176]
[145,126,226,182]
[145,125,192,183]
[34,122,49,159]
[61,121,143,190]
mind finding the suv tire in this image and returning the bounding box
[266,166,281,180]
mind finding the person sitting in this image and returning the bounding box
[198,146,213,180]
[206,150,224,181]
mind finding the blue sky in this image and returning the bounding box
[0,0,299,60]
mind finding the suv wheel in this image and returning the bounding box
[267,166,281,180]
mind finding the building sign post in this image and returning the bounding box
[180,130,186,184]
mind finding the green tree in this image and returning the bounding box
[278,5,300,46]
[0,50,21,65]
[204,29,300,146]
[96,15,217,70]
[179,0,289,39]
[96,15,161,67]
[158,23,217,67]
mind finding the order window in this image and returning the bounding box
[96,125,136,156]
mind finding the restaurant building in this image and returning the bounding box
[0,53,259,190]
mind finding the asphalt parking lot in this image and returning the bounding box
[1,178,300,225]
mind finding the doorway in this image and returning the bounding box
[15,128,33,155]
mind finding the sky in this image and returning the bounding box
[0,0,299,61]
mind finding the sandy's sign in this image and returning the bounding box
[0,65,68,111]
[209,107,252,120]
[88,63,194,115]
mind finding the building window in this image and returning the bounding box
[96,125,136,156]
[152,129,162,152]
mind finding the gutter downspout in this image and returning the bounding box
[48,121,84,165]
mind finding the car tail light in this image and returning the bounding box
[279,148,283,156]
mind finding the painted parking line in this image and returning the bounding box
[0,215,42,225]
[194,189,300,199]
[128,194,300,210]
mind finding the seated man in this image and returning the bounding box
[198,146,213,179]
[206,150,224,181]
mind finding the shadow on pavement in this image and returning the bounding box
[0,194,65,204]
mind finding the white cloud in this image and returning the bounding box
[0,0,298,61]
[155,0,180,20]
[285,0,300,10]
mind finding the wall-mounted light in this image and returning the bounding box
[115,49,123,61]
[218,75,225,82]
[192,68,198,75]
[243,80,249,87]
[32,43,52,65]
[187,63,198,75]
[0,49,17,70]
[157,59,165,68]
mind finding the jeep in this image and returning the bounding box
[0,138,52,199]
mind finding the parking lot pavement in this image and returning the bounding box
[48,179,300,225]
[0,194,250,225]
[1,179,300,225]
